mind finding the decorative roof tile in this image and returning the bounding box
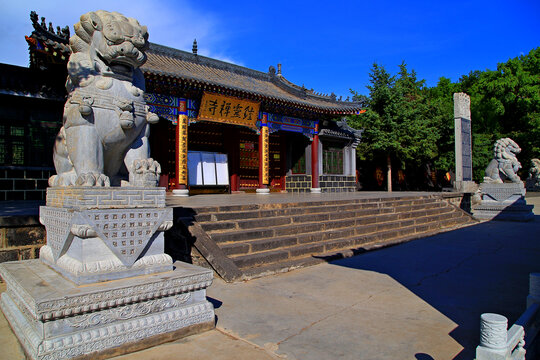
[22,12,364,115]
[318,118,363,144]
[143,43,362,115]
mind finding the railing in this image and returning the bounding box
[476,273,540,360]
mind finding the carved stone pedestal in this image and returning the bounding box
[40,187,173,285]
[0,260,214,360]
[473,182,534,221]
[454,180,478,193]
[0,187,215,359]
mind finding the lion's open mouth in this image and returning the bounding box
[110,62,133,77]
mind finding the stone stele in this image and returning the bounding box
[473,138,534,221]
[453,92,477,193]
[0,10,215,360]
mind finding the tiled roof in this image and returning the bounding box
[25,11,71,67]
[318,118,363,143]
[22,12,363,115]
[0,63,65,100]
[143,43,362,115]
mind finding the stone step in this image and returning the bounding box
[231,202,443,232]
[210,202,452,244]
[191,196,433,214]
[226,208,467,260]
[239,216,476,280]
[184,194,478,282]
[201,200,444,231]
[192,196,438,222]
[254,209,463,253]
[199,206,391,232]
[232,214,473,271]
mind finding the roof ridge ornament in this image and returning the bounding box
[192,39,198,55]
[30,11,70,42]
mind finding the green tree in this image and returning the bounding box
[424,47,539,182]
[457,47,539,180]
[350,62,440,191]
[425,77,461,173]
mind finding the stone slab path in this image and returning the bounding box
[1,194,539,360]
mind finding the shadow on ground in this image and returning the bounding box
[328,215,540,360]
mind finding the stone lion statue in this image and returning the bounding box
[483,138,522,183]
[49,10,160,187]
[526,158,540,190]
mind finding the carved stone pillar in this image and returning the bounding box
[528,272,540,307]
[479,313,508,350]
[454,92,477,193]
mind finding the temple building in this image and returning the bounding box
[0,12,363,199]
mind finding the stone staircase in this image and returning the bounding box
[178,195,477,282]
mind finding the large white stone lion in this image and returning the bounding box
[483,138,522,183]
[49,10,160,187]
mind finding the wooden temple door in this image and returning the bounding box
[268,132,286,191]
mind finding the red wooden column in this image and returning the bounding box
[257,113,270,194]
[172,101,189,196]
[311,122,321,192]
[225,126,239,192]
[280,132,287,191]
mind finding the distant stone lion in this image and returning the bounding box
[49,10,160,187]
[483,138,522,183]
[526,158,540,190]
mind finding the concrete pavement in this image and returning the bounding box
[1,194,539,360]
[203,198,539,360]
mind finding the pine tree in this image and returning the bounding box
[350,62,440,191]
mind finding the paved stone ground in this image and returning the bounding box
[1,194,538,360]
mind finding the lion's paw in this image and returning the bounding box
[49,171,78,187]
[129,158,161,187]
[75,172,111,187]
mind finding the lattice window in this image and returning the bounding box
[10,126,24,137]
[292,152,306,174]
[12,141,25,165]
[0,138,5,164]
[323,147,343,175]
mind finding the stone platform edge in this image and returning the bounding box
[0,259,215,360]
[1,292,215,360]
[0,260,213,320]
[46,187,167,209]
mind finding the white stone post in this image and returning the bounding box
[527,272,540,308]
[476,313,509,359]
[480,313,508,349]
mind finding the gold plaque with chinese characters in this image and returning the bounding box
[177,114,188,185]
[198,92,260,128]
[261,125,269,184]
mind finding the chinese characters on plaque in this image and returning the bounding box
[261,125,269,184]
[198,92,260,128]
[177,114,188,185]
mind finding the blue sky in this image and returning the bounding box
[1,1,538,97]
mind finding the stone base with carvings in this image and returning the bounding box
[40,187,173,285]
[473,182,534,221]
[0,259,215,360]
[454,180,478,193]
